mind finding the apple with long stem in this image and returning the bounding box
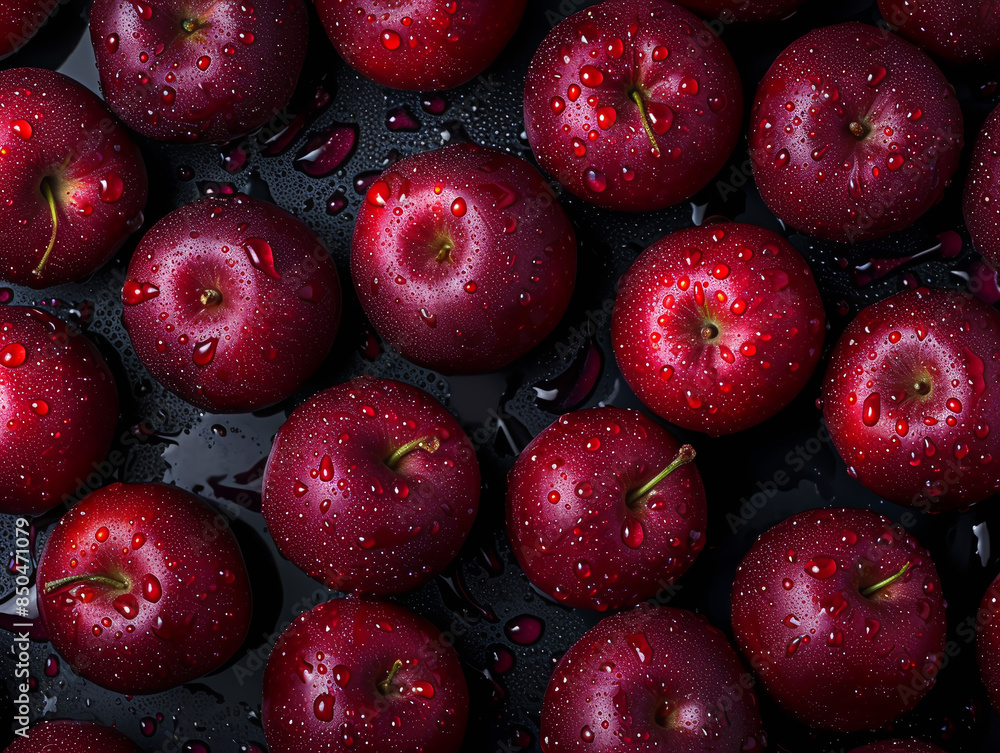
[262,376,480,595]
[732,507,947,732]
[263,597,469,753]
[37,482,252,695]
[0,67,147,288]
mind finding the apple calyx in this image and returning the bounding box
[200,288,223,307]
[43,572,129,594]
[626,444,696,506]
[912,378,932,396]
[385,435,441,469]
[378,659,403,695]
[32,179,59,279]
[848,120,870,139]
[629,89,660,153]
[701,323,720,341]
[861,561,911,598]
[181,17,209,34]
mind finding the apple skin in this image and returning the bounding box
[2,720,144,753]
[0,307,119,516]
[822,288,1000,511]
[749,22,964,242]
[732,507,947,732]
[964,103,1000,271]
[36,482,252,695]
[506,407,707,612]
[524,0,743,212]
[314,0,526,91]
[976,571,1000,714]
[540,604,765,752]
[675,0,804,22]
[262,597,470,753]
[351,143,577,374]
[122,194,342,413]
[0,67,148,288]
[878,0,1000,63]
[0,0,59,59]
[262,376,480,595]
[89,0,308,143]
[850,742,946,753]
[611,222,825,436]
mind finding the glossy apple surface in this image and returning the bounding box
[0,307,118,516]
[964,102,1000,270]
[822,287,1000,510]
[732,507,947,732]
[878,0,1000,63]
[262,376,480,594]
[525,0,743,211]
[122,194,342,413]
[0,0,59,59]
[37,482,252,694]
[351,143,576,374]
[749,23,963,242]
[0,67,147,287]
[263,597,469,753]
[612,222,825,436]
[2,720,143,753]
[977,570,1000,714]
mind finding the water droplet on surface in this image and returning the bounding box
[99,174,124,202]
[197,55,211,70]
[580,65,604,87]
[193,338,218,366]
[804,556,837,579]
[583,168,607,193]
[141,573,162,602]
[244,238,281,279]
[622,518,644,548]
[10,120,32,140]
[862,392,880,426]
[314,693,335,722]
[504,615,543,645]
[451,197,467,217]
[381,30,402,49]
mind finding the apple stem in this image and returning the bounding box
[849,121,869,139]
[378,659,403,695]
[629,90,660,154]
[385,435,441,469]
[701,324,719,340]
[626,444,696,506]
[200,289,223,307]
[32,179,59,279]
[435,241,454,264]
[43,573,129,594]
[861,561,911,598]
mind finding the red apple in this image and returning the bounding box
[540,604,765,752]
[524,0,743,212]
[976,570,1000,713]
[0,0,59,59]
[964,102,1000,270]
[121,194,342,413]
[732,507,947,732]
[262,597,469,753]
[314,0,526,91]
[749,22,964,242]
[878,0,1000,63]
[351,143,576,374]
[0,67,147,288]
[821,287,1000,511]
[0,306,118,516]
[611,222,825,436]
[36,482,252,694]
[675,0,804,22]
[850,742,946,753]
[262,376,480,595]
[506,406,706,611]
[89,0,308,142]
[2,720,143,753]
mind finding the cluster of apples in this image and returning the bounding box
[3,0,1000,753]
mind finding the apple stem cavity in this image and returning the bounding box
[435,240,454,264]
[913,379,931,396]
[386,435,441,469]
[181,17,208,33]
[43,572,129,594]
[32,179,59,279]
[627,444,696,506]
[378,659,403,695]
[701,324,719,341]
[200,288,223,307]
[629,90,660,153]
[861,561,911,598]
[848,120,869,139]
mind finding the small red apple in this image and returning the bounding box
[732,507,947,732]
[0,67,147,288]
[2,720,143,753]
[506,406,706,611]
[524,0,744,211]
[540,604,765,752]
[821,287,1000,510]
[262,376,480,595]
[122,194,342,413]
[878,0,1000,63]
[351,143,576,374]
[263,597,469,753]
[37,482,252,694]
[0,306,118,516]
[314,0,527,91]
[964,102,1000,270]
[611,222,825,436]
[749,22,964,242]
[976,570,1000,713]
[89,0,308,142]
